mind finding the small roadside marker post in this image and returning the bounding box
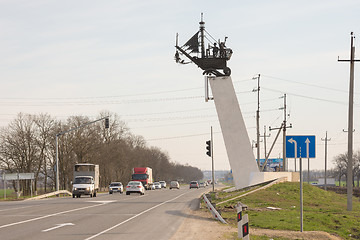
[236,203,249,240]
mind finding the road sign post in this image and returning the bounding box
[287,135,315,233]
[300,147,303,232]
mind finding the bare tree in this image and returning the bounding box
[333,151,358,187]
[0,111,204,194]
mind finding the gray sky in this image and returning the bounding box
[1,0,360,172]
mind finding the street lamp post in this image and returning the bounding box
[55,116,109,192]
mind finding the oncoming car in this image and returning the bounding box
[126,181,145,195]
[109,182,123,194]
[153,182,161,189]
[169,181,180,189]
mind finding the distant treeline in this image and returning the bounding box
[0,112,203,194]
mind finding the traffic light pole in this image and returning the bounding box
[211,126,215,192]
[55,116,109,192]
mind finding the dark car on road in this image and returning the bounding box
[189,181,199,189]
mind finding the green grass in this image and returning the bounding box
[0,189,15,199]
[212,182,360,239]
[224,232,291,240]
[0,189,38,200]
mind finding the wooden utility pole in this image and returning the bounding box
[338,32,359,211]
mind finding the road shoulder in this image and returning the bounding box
[169,207,236,240]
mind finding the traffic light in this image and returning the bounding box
[105,117,109,129]
[206,140,211,157]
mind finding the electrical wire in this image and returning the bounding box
[262,74,354,94]
[262,87,350,105]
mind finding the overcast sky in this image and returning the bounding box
[1,0,360,172]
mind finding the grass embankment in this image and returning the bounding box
[0,189,17,200]
[208,182,360,239]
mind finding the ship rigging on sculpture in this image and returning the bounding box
[175,14,233,77]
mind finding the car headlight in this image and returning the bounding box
[86,187,90,191]
[73,187,77,191]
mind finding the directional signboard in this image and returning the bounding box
[286,135,316,158]
[2,173,34,180]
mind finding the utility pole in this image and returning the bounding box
[321,131,331,191]
[253,74,261,168]
[262,123,283,172]
[260,126,270,171]
[270,94,292,171]
[338,32,359,211]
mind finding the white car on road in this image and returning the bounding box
[109,182,123,194]
[159,181,167,188]
[153,182,161,189]
[126,181,145,195]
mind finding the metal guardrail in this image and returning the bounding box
[24,190,72,201]
[202,193,227,224]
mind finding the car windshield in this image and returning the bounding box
[128,181,140,186]
[190,181,197,184]
[110,183,121,186]
[74,177,91,184]
[132,174,148,180]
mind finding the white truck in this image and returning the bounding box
[72,163,99,198]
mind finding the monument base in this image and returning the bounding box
[249,172,300,186]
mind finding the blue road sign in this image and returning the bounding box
[286,135,316,158]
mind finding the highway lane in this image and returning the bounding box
[0,186,210,240]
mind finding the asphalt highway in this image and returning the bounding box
[0,186,210,240]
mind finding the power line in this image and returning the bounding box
[0,78,253,101]
[262,74,354,94]
[262,87,351,105]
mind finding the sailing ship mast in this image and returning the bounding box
[175,14,233,77]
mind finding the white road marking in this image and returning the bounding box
[0,202,108,229]
[86,200,116,204]
[0,195,145,229]
[84,192,190,240]
[0,204,40,212]
[42,223,74,232]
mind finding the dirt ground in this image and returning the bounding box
[170,208,343,240]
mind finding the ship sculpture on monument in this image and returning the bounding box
[175,14,233,77]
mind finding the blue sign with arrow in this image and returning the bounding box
[286,135,316,158]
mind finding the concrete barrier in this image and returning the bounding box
[202,193,227,224]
